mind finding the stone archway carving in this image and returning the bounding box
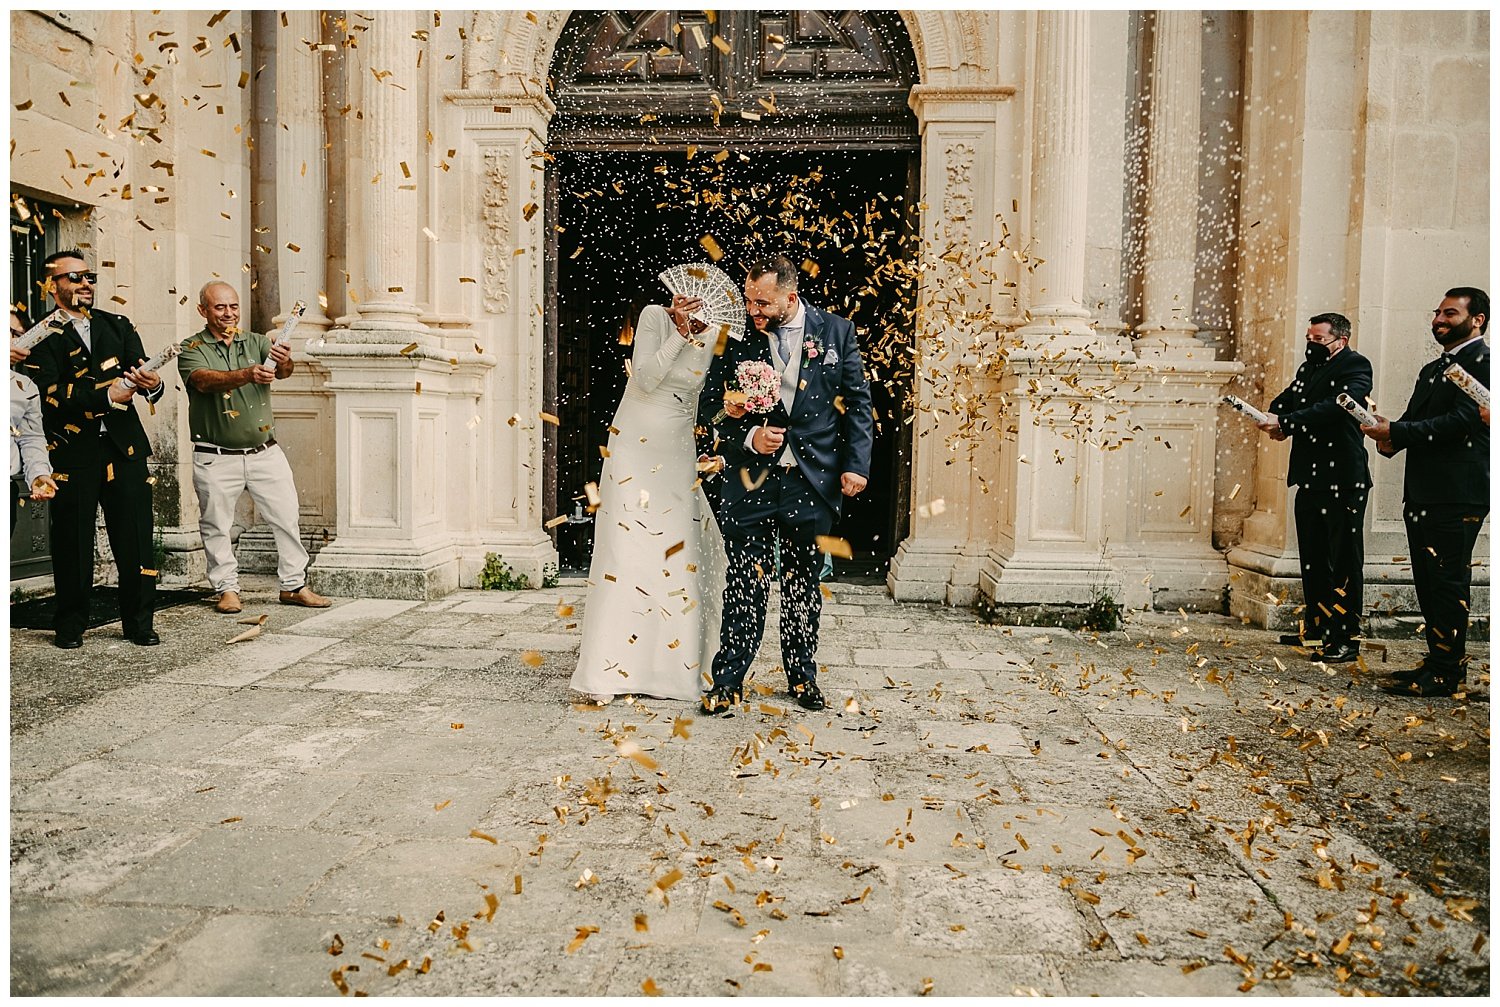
[469,9,986,92]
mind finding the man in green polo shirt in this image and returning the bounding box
[178,280,329,613]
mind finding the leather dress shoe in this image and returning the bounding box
[1279,633,1321,647]
[1380,678,1464,702]
[53,634,83,649]
[279,585,332,608]
[1387,665,1428,685]
[215,590,243,614]
[701,687,741,717]
[791,680,827,712]
[128,631,161,646]
[1318,642,1360,663]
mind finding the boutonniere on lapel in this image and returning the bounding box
[807,336,837,366]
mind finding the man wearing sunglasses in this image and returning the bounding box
[23,249,165,648]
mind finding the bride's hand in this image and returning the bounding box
[667,295,706,336]
[722,399,747,419]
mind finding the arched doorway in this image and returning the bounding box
[543,10,920,576]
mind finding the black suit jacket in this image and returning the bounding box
[1267,346,1373,492]
[698,303,875,516]
[24,309,161,471]
[1383,338,1489,506]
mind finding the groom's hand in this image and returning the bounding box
[841,472,868,497]
[752,425,785,454]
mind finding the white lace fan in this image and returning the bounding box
[659,262,746,342]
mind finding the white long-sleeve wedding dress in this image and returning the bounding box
[570,304,726,702]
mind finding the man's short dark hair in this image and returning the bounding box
[747,255,798,293]
[1309,312,1351,341]
[1446,286,1489,334]
[43,248,87,272]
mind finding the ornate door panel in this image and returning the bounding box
[551,10,918,148]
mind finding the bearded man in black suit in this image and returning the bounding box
[24,250,165,648]
[694,255,874,714]
[1258,312,1373,663]
[1361,286,1490,698]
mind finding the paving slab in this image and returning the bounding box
[9,900,200,996]
[157,633,341,687]
[107,827,364,910]
[115,913,347,996]
[10,814,192,898]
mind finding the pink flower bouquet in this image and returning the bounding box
[715,359,780,422]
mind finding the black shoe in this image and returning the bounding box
[53,634,83,649]
[1279,633,1321,646]
[1318,643,1360,663]
[790,680,826,712]
[701,687,741,717]
[1387,665,1427,685]
[1380,673,1461,699]
[127,631,161,647]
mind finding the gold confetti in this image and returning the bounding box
[469,829,498,844]
[641,978,661,996]
[565,926,599,954]
[698,234,724,261]
[521,651,545,667]
[815,535,853,560]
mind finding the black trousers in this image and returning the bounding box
[1293,486,1368,645]
[1404,503,1487,670]
[709,467,834,694]
[49,442,156,639]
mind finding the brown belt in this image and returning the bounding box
[194,437,275,456]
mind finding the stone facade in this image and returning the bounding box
[9,10,1488,624]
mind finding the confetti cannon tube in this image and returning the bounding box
[1221,394,1272,426]
[1336,392,1378,426]
[10,309,67,353]
[119,341,182,389]
[264,300,307,365]
[1443,362,1490,410]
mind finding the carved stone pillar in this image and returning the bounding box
[1135,12,1209,359]
[888,84,1017,604]
[1015,11,1098,352]
[347,9,426,336]
[440,71,560,587]
[237,9,339,579]
[308,11,496,599]
[274,10,332,335]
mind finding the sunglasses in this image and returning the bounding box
[52,271,97,284]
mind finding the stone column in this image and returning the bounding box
[888,84,1016,605]
[1015,11,1096,351]
[1135,11,1209,359]
[308,11,495,599]
[274,10,332,335]
[346,8,427,336]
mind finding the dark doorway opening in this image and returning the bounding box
[548,149,917,576]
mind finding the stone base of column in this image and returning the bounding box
[1013,314,1132,357]
[1117,551,1230,612]
[1226,544,1306,630]
[1133,326,1215,360]
[309,535,460,601]
[234,526,328,583]
[458,532,558,589]
[979,549,1114,607]
[887,537,966,603]
[158,525,207,590]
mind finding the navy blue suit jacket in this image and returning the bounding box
[1383,338,1489,507]
[698,303,874,518]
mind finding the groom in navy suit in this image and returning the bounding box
[694,255,874,713]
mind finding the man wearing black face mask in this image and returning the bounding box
[1257,313,1373,662]
[1361,287,1489,699]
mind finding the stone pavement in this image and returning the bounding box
[9,575,1490,996]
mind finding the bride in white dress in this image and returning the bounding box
[570,296,728,703]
